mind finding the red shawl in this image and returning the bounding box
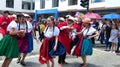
[57,22,71,54]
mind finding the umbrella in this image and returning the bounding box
[103,13,120,19]
[83,12,102,19]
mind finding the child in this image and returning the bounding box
[109,24,118,52]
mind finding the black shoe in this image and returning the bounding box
[17,57,21,63]
[20,61,26,66]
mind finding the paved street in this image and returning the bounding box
[0,32,120,67]
[0,48,120,67]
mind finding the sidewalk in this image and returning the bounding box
[0,48,120,67]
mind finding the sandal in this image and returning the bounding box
[82,64,87,67]
[17,57,21,63]
[20,61,26,66]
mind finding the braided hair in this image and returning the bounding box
[45,16,55,35]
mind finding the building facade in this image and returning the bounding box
[35,0,120,17]
[0,0,120,17]
[0,0,35,14]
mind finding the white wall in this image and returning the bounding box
[0,0,6,11]
[14,0,22,12]
[45,0,52,9]
[35,0,40,10]
[105,0,120,8]
[89,0,105,9]
[34,0,120,12]
[0,0,34,13]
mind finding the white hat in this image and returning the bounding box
[74,18,78,22]
[58,17,65,22]
[11,14,17,18]
[66,15,71,18]
[68,16,74,22]
[22,13,30,17]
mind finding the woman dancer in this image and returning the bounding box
[0,14,25,67]
[17,15,29,65]
[57,17,71,66]
[77,18,99,67]
[39,16,66,67]
[17,15,36,66]
[72,17,84,56]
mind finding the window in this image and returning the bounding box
[22,1,31,10]
[32,2,35,10]
[91,0,105,3]
[61,0,66,2]
[22,1,35,10]
[68,0,77,6]
[40,0,45,9]
[6,0,14,8]
[52,0,59,7]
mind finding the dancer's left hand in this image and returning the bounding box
[53,46,57,51]
[88,36,92,39]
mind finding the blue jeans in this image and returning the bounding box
[117,38,120,51]
[105,37,111,50]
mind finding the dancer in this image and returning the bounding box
[17,14,36,66]
[57,17,71,66]
[1,11,12,34]
[77,18,99,67]
[0,14,24,67]
[72,17,84,56]
[17,15,29,65]
[39,16,66,67]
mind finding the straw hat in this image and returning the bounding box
[11,14,17,18]
[22,13,30,18]
[66,15,71,18]
[74,18,78,22]
[68,16,74,22]
[83,18,91,23]
[58,17,65,22]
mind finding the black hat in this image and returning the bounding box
[16,13,24,18]
[4,11,10,14]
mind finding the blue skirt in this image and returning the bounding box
[48,40,66,58]
[81,38,93,56]
[26,34,33,53]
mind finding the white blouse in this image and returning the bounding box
[7,21,18,32]
[81,27,96,36]
[19,21,33,33]
[44,26,60,38]
[27,21,33,33]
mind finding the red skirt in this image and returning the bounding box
[72,35,84,57]
[18,33,29,53]
[39,37,54,64]
[39,37,66,64]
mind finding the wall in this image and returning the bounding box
[105,0,120,8]
[34,0,120,12]
[0,0,34,13]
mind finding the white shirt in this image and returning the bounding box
[19,21,33,33]
[82,27,96,36]
[44,26,60,38]
[7,21,18,32]
[27,21,33,33]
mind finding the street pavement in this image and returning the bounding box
[0,48,120,67]
[0,32,120,67]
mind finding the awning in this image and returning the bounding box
[34,9,58,21]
